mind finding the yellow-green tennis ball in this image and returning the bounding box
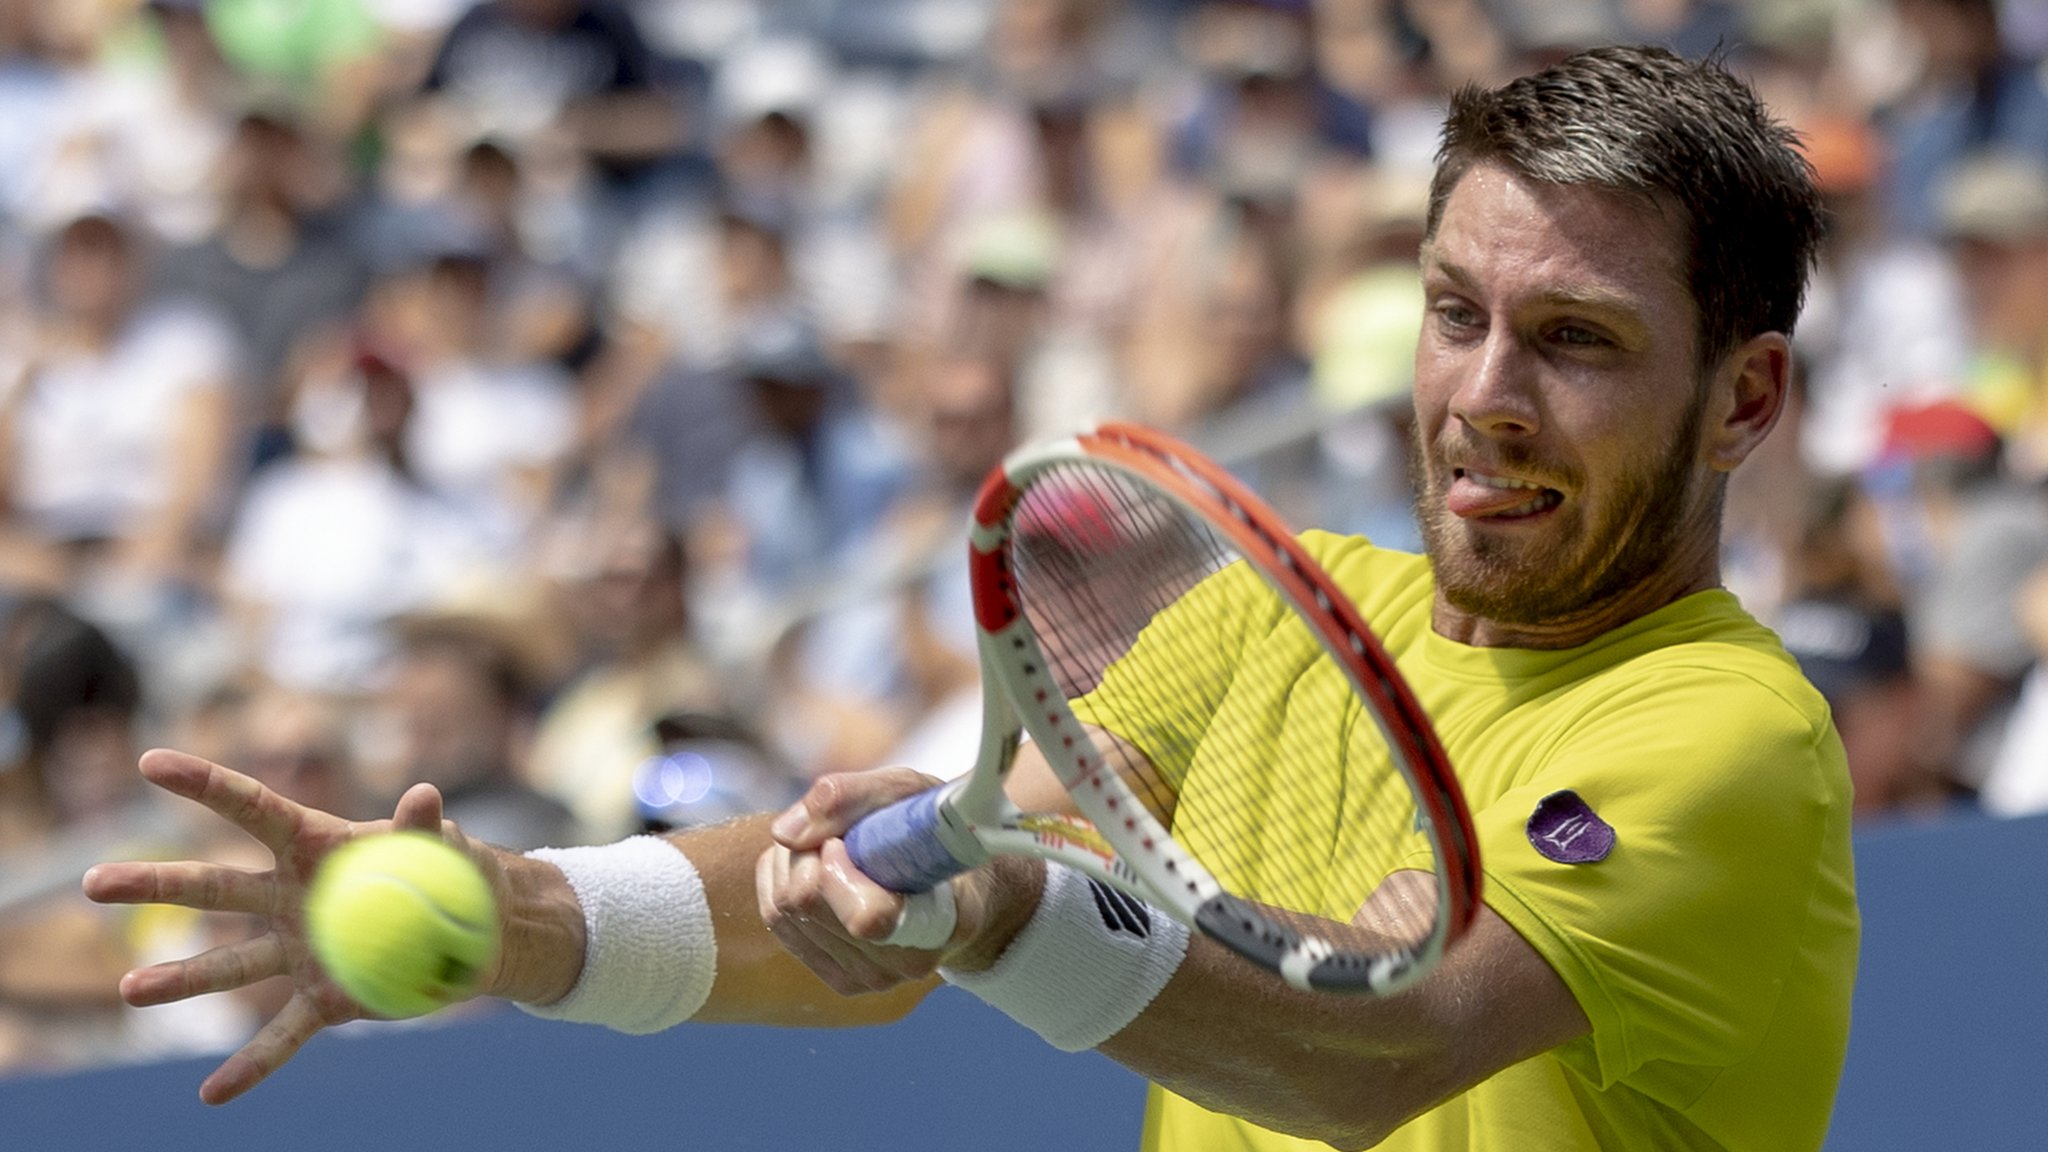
[305,831,499,1019]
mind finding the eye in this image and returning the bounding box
[1432,299,1482,331]
[1549,324,1611,348]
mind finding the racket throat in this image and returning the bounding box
[1194,896,1419,995]
[927,775,995,874]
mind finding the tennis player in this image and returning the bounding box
[85,45,1854,1151]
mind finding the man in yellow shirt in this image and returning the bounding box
[86,44,1853,1150]
[1089,533,1853,1149]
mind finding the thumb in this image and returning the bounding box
[391,782,446,834]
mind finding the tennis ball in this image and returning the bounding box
[304,831,499,1019]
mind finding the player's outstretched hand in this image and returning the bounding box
[760,767,1042,996]
[81,749,505,1105]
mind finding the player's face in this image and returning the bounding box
[1411,164,1725,639]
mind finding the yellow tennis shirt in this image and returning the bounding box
[1085,532,1858,1152]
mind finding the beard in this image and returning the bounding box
[1410,386,1715,627]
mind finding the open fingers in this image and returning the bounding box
[139,749,318,856]
[197,993,335,1106]
[83,860,275,916]
[120,934,287,1008]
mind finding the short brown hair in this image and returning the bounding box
[1424,45,1823,368]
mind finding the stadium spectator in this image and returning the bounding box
[1774,478,1926,814]
[1123,195,1307,433]
[416,0,688,205]
[704,308,913,601]
[1898,152,2048,794]
[0,0,77,228]
[0,0,245,244]
[1795,115,1971,476]
[367,615,575,851]
[0,598,146,845]
[230,683,374,823]
[596,192,816,498]
[1884,0,2048,236]
[0,213,239,638]
[771,347,1023,783]
[887,0,1166,430]
[155,108,370,456]
[530,516,728,843]
[1937,150,2048,478]
[1978,558,2048,813]
[1166,0,1373,193]
[1909,447,2048,795]
[389,243,578,535]
[1289,169,1432,545]
[444,139,604,362]
[0,598,149,1076]
[222,345,506,695]
[708,36,899,357]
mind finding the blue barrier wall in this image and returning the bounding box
[1825,810,2048,1151]
[4,811,2044,1151]
[0,989,1146,1151]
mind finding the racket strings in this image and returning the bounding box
[1013,464,1223,815]
[1009,462,1439,961]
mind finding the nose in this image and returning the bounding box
[1448,328,1541,438]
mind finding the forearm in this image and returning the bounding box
[1098,942,1457,1149]
[961,880,1585,1149]
[494,815,929,1028]
[938,860,1455,1147]
[683,815,932,1026]
[1121,907,1585,1147]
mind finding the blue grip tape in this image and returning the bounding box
[844,789,968,893]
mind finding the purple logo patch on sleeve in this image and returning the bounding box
[1526,790,1615,864]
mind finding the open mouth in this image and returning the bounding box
[1448,468,1564,520]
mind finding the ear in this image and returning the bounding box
[1703,332,1790,473]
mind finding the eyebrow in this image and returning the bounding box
[1419,250,1648,323]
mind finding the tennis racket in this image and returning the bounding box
[845,422,1480,995]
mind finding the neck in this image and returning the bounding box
[1430,527,1724,650]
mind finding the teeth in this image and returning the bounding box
[1464,470,1543,491]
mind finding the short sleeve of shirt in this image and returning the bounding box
[1470,664,1840,1094]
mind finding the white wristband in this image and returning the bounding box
[517,837,715,1034]
[940,863,1188,1052]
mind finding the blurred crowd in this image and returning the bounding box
[2,0,2046,1080]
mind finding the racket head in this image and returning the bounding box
[969,422,1482,995]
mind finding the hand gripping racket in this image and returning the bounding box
[845,422,1480,995]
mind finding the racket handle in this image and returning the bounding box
[845,787,974,893]
[883,885,958,950]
